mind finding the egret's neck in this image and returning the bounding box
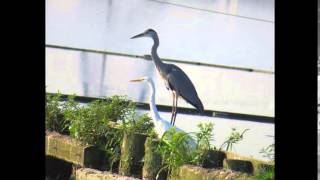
[147,80,161,121]
[151,34,164,68]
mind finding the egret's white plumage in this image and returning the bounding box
[130,76,172,139]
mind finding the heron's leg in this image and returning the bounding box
[172,95,178,126]
[170,92,176,125]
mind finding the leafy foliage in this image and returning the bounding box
[194,122,214,150]
[121,112,154,135]
[190,123,250,167]
[46,92,257,178]
[45,92,78,134]
[104,127,123,171]
[220,128,249,151]
[191,122,215,166]
[64,96,134,145]
[155,123,251,179]
[260,143,274,162]
[254,166,274,180]
[62,95,155,171]
[46,92,63,132]
[156,127,194,179]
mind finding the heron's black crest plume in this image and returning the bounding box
[145,28,156,33]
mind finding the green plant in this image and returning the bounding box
[103,112,154,172]
[186,123,250,167]
[63,96,125,171]
[220,128,249,151]
[64,96,134,145]
[156,127,194,179]
[190,122,215,166]
[194,122,214,150]
[260,143,274,162]
[63,95,155,171]
[99,95,136,122]
[45,92,78,134]
[46,92,63,132]
[254,166,274,180]
[104,127,123,171]
[122,113,154,135]
[66,107,106,146]
[153,123,251,178]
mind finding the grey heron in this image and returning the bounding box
[131,29,204,126]
[130,76,172,138]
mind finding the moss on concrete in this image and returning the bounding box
[172,164,254,180]
[119,132,147,177]
[76,168,140,180]
[142,137,164,180]
[201,150,226,168]
[224,151,274,174]
[45,131,105,169]
[224,159,253,174]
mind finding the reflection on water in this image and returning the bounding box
[46,0,274,71]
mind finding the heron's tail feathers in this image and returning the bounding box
[183,95,204,114]
[194,98,204,113]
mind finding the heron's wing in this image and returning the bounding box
[166,64,204,112]
[166,65,195,92]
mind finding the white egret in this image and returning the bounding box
[130,76,172,139]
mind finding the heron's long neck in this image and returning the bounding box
[151,34,164,69]
[147,80,161,121]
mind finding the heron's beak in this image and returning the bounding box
[131,32,145,39]
[130,78,144,82]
